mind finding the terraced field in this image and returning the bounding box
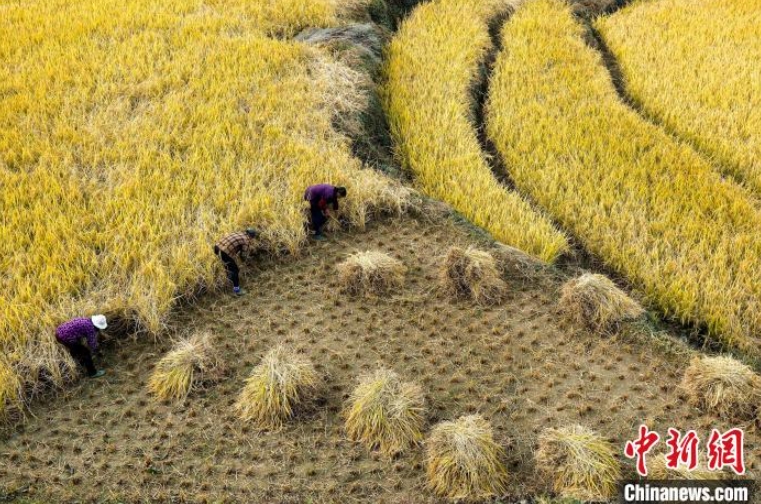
[597,0,761,194]
[3,0,761,501]
[383,0,568,263]
[0,0,405,416]
[486,0,761,358]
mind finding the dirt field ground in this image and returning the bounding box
[1,211,758,503]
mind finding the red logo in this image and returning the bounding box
[624,425,660,477]
[665,428,700,472]
[707,428,745,475]
[624,426,745,477]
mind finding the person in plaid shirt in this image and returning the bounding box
[214,228,259,295]
[55,315,107,378]
[304,184,347,240]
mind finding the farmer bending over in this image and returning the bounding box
[55,315,108,378]
[304,184,347,240]
[214,228,259,296]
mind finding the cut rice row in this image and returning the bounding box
[143,247,761,501]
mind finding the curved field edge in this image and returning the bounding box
[595,0,761,196]
[486,0,761,358]
[382,0,569,263]
[0,0,411,418]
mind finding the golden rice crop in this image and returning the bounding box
[0,360,21,420]
[235,346,319,429]
[560,273,644,333]
[680,355,761,422]
[343,368,426,456]
[536,425,620,501]
[440,246,506,305]
[0,0,407,417]
[382,0,568,263]
[147,332,222,402]
[425,414,508,500]
[337,250,407,295]
[486,0,761,357]
[597,0,761,195]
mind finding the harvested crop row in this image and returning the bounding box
[0,0,404,417]
[486,0,761,356]
[597,0,761,195]
[382,0,568,263]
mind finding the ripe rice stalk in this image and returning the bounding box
[598,0,761,196]
[235,346,319,429]
[0,360,22,420]
[383,0,568,263]
[0,0,412,419]
[344,368,425,456]
[440,246,506,305]
[425,414,508,500]
[308,52,369,140]
[680,355,761,421]
[147,332,223,402]
[560,273,644,333]
[486,0,761,357]
[337,251,407,295]
[536,425,621,501]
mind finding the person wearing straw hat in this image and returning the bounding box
[55,315,108,378]
[214,228,259,296]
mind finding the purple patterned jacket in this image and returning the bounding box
[55,318,98,351]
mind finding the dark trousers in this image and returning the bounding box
[58,339,97,376]
[310,201,327,235]
[214,245,240,288]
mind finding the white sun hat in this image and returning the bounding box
[91,314,108,330]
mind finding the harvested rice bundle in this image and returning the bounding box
[235,346,319,429]
[647,455,726,480]
[536,425,620,501]
[560,273,644,332]
[681,355,761,421]
[147,332,222,402]
[337,251,407,295]
[425,415,508,500]
[440,247,506,305]
[344,368,425,456]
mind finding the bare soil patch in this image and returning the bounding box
[1,214,757,503]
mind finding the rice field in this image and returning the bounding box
[485,0,761,357]
[382,0,568,263]
[0,0,406,416]
[3,0,761,499]
[4,215,756,501]
[597,0,761,194]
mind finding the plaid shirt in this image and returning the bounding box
[215,232,251,257]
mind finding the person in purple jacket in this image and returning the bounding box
[55,315,108,378]
[304,184,347,240]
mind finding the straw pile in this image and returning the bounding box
[440,246,506,305]
[344,368,426,456]
[425,415,508,500]
[235,346,319,429]
[337,250,407,295]
[681,355,761,421]
[536,425,620,501]
[560,273,644,332]
[147,332,223,402]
